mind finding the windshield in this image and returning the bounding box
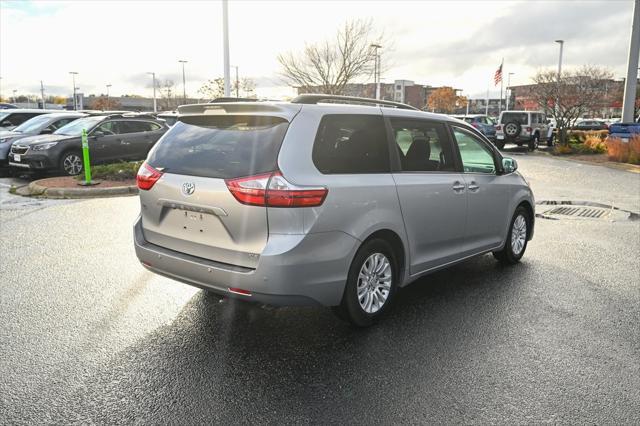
[54,116,103,136]
[13,114,52,133]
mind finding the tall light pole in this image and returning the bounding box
[370,44,382,100]
[40,81,46,109]
[222,0,231,96]
[555,40,564,114]
[147,72,157,112]
[178,60,188,104]
[506,72,514,111]
[106,84,112,110]
[69,71,78,110]
[622,0,640,122]
[12,89,17,103]
[232,65,239,98]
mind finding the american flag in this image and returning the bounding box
[494,62,503,86]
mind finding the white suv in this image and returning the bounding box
[496,111,549,150]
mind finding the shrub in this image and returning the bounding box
[74,160,143,181]
[605,136,640,164]
[553,144,573,155]
[567,130,608,145]
[582,134,607,153]
[628,136,640,165]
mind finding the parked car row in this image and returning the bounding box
[1,110,168,175]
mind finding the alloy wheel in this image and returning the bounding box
[511,214,527,255]
[63,154,83,175]
[357,253,392,314]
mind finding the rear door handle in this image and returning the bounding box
[120,140,130,145]
[452,181,466,193]
[468,181,479,192]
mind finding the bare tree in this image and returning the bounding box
[240,78,256,98]
[198,78,226,100]
[529,65,613,145]
[277,19,383,95]
[159,79,177,110]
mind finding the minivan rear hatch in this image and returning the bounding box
[139,105,299,269]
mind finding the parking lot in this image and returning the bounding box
[0,150,638,423]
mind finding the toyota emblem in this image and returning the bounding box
[181,182,195,196]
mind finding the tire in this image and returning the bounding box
[504,121,521,138]
[332,238,398,327]
[59,150,84,176]
[528,133,539,151]
[493,206,530,264]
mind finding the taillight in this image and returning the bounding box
[526,127,532,133]
[472,122,481,129]
[137,162,163,190]
[496,125,502,131]
[225,171,328,208]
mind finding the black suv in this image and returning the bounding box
[8,114,168,176]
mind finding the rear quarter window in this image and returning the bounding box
[147,115,288,179]
[312,114,390,174]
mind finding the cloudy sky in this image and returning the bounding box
[0,0,636,101]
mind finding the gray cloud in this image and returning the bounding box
[393,1,633,76]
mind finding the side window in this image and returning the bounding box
[147,122,162,131]
[49,118,74,131]
[453,127,497,174]
[530,114,538,125]
[94,121,119,135]
[390,119,456,172]
[3,113,31,127]
[119,121,148,134]
[312,115,390,174]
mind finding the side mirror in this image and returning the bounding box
[92,130,104,138]
[502,157,518,174]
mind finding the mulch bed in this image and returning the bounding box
[34,176,136,189]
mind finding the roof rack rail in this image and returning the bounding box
[210,97,260,103]
[291,94,419,111]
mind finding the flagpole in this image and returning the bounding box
[485,83,489,116]
[499,58,504,114]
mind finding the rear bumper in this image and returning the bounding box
[133,216,357,307]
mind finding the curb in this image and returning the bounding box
[26,180,138,199]
[531,150,640,174]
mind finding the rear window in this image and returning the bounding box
[147,115,288,179]
[501,112,528,125]
[312,114,390,174]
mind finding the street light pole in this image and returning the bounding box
[622,0,640,122]
[232,66,239,98]
[370,44,382,100]
[178,60,188,104]
[40,80,46,110]
[12,89,17,103]
[69,71,78,110]
[506,72,514,111]
[147,72,157,112]
[555,40,564,112]
[106,84,112,110]
[222,0,231,97]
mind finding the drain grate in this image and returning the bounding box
[546,206,608,218]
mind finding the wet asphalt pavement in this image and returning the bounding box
[1,152,639,424]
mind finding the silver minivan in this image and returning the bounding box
[134,95,534,326]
